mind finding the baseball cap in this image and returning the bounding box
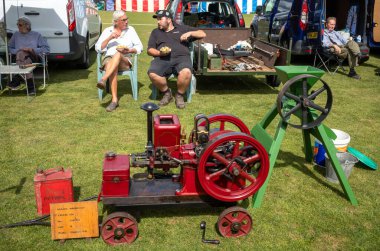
[153,10,172,19]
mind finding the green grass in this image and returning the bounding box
[0,11,379,250]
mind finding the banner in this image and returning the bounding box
[109,0,261,14]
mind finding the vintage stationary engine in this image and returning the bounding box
[99,103,269,245]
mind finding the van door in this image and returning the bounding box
[75,0,99,47]
[4,0,70,54]
[256,0,277,41]
[270,0,293,44]
[373,0,380,42]
[86,0,100,47]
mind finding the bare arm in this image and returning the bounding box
[180,30,206,41]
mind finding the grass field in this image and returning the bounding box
[0,11,379,250]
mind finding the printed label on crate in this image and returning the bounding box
[50,201,99,240]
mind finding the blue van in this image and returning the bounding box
[251,0,370,61]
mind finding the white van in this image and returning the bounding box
[1,0,102,68]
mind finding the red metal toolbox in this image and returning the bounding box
[34,167,74,215]
[102,154,130,197]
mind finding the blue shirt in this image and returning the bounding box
[8,31,50,56]
[322,29,347,48]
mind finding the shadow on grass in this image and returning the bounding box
[46,50,98,84]
[0,177,26,194]
[97,80,145,107]
[74,186,81,201]
[0,88,47,98]
[275,149,348,200]
[101,203,233,224]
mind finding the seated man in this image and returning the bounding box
[147,10,206,109]
[322,17,361,79]
[95,10,143,112]
[8,16,50,94]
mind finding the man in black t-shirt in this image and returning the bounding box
[147,10,206,109]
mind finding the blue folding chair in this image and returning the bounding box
[97,52,138,101]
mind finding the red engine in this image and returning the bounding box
[99,103,270,245]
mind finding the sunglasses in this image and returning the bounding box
[119,18,128,22]
[17,23,24,27]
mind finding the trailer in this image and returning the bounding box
[193,28,291,86]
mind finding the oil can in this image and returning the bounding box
[34,167,74,215]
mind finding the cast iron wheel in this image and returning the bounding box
[217,206,252,238]
[277,74,332,129]
[197,132,269,202]
[101,212,138,246]
[189,114,251,143]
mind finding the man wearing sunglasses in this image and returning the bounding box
[95,10,143,112]
[8,16,50,94]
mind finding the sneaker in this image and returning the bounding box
[175,93,186,109]
[348,70,361,79]
[106,101,119,112]
[27,88,36,95]
[8,79,21,90]
[158,89,173,106]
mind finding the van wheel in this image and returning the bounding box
[77,40,90,69]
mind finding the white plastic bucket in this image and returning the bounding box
[331,129,351,152]
[313,129,351,166]
[325,152,358,184]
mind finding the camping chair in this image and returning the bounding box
[313,47,346,75]
[9,52,49,89]
[97,52,138,101]
[150,43,196,103]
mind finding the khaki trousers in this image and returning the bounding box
[331,40,361,69]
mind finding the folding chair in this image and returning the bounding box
[150,43,196,103]
[9,52,49,89]
[97,52,138,101]
[313,47,346,75]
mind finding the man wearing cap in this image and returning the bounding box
[8,16,50,94]
[147,10,206,109]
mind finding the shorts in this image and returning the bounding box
[101,54,132,71]
[147,56,193,77]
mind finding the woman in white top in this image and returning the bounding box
[95,10,143,112]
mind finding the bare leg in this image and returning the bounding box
[148,72,168,92]
[108,71,118,103]
[176,68,191,94]
[101,52,130,82]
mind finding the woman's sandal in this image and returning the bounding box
[96,79,106,90]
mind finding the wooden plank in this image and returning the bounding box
[50,201,99,240]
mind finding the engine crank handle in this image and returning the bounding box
[202,239,220,245]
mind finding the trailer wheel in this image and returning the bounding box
[217,206,252,237]
[197,132,269,202]
[101,212,138,246]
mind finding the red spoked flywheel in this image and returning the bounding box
[189,114,251,143]
[197,132,269,202]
